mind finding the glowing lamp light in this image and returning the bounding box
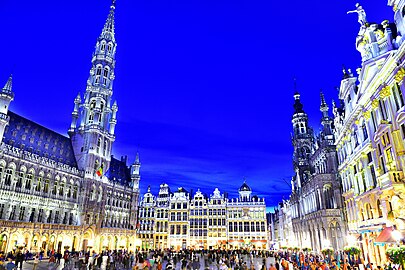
[134,239,142,247]
[347,235,356,246]
[392,230,402,242]
[88,239,94,247]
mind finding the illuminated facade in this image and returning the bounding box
[0,1,140,254]
[168,187,190,250]
[226,183,268,249]
[335,2,405,265]
[289,91,346,252]
[138,186,156,250]
[154,183,170,249]
[137,183,268,250]
[189,190,208,249]
[207,188,228,248]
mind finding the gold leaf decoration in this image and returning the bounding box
[394,67,405,83]
[363,111,371,120]
[372,99,379,109]
[380,85,391,99]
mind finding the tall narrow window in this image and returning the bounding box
[9,205,16,220]
[104,141,108,156]
[35,176,42,192]
[371,111,377,131]
[379,99,388,120]
[47,210,52,223]
[54,211,59,223]
[4,169,12,186]
[25,174,32,190]
[396,83,405,107]
[362,124,368,140]
[37,209,43,222]
[16,172,23,188]
[97,138,102,153]
[44,179,49,193]
[18,207,25,221]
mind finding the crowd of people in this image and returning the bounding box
[0,248,399,270]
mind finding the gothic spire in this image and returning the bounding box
[2,75,13,96]
[100,0,116,42]
[293,77,304,114]
[320,91,328,112]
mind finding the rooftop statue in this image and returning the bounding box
[347,3,367,26]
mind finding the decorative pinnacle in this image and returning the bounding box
[135,152,140,163]
[2,74,13,94]
[293,76,298,95]
[320,91,326,106]
[111,0,116,9]
[74,92,81,103]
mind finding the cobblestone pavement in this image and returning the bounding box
[12,255,274,270]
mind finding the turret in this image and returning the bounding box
[291,85,314,189]
[0,75,14,143]
[320,91,333,137]
[130,152,141,191]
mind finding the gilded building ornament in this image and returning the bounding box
[394,67,405,83]
[363,111,371,120]
[380,85,391,99]
[371,98,379,109]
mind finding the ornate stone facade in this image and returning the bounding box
[137,183,268,250]
[289,91,346,252]
[335,2,405,265]
[0,1,140,254]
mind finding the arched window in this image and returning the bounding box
[100,42,106,52]
[96,66,102,75]
[107,43,112,53]
[4,169,12,186]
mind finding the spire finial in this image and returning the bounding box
[320,90,326,106]
[100,0,116,42]
[135,152,140,163]
[293,76,298,95]
[2,74,13,95]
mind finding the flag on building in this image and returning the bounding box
[96,164,103,177]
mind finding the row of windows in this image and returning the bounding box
[0,204,75,225]
[170,212,188,221]
[228,222,266,232]
[170,203,188,209]
[0,168,79,200]
[169,225,188,235]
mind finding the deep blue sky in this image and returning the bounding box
[0,0,393,207]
